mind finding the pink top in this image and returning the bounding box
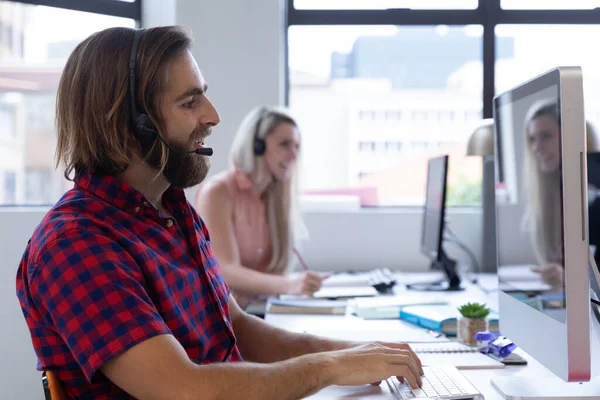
[197,169,273,307]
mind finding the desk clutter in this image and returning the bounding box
[266,296,500,337]
[399,305,500,336]
[411,342,504,370]
[321,269,397,293]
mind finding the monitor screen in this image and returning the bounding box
[421,155,448,261]
[494,82,566,323]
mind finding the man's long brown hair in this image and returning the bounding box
[55,26,192,179]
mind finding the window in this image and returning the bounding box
[3,171,16,204]
[495,25,600,136]
[0,102,16,140]
[0,0,138,206]
[501,0,600,9]
[294,0,478,10]
[289,25,483,206]
[286,0,600,207]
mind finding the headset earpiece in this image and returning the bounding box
[253,137,266,156]
[129,29,158,143]
[135,113,159,141]
[253,108,268,156]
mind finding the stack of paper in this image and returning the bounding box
[350,295,448,319]
[267,298,347,315]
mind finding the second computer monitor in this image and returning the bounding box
[407,154,462,291]
[421,155,448,260]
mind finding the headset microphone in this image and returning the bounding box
[154,133,214,157]
[195,147,213,156]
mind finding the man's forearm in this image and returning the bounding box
[189,353,336,400]
[234,312,356,363]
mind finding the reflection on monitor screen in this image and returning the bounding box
[493,67,592,388]
[495,84,565,322]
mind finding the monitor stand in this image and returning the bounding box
[491,376,600,399]
[491,250,600,399]
[406,249,463,291]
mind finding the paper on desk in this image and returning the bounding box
[314,286,378,298]
[322,273,372,287]
[279,286,378,301]
[303,321,450,343]
[351,294,448,309]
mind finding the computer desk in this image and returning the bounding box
[265,272,563,399]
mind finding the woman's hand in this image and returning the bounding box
[532,263,563,287]
[286,271,327,295]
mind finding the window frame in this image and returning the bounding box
[285,0,600,118]
[5,0,141,21]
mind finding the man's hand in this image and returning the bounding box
[326,342,424,389]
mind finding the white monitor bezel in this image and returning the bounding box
[494,66,591,382]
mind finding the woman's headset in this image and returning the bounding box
[253,108,269,156]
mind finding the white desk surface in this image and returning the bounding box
[265,272,561,399]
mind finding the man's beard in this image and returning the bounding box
[144,128,211,189]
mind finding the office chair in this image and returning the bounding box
[42,371,67,400]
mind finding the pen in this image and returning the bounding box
[293,247,310,271]
[427,329,444,338]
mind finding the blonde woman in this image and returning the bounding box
[195,106,325,309]
[522,99,598,287]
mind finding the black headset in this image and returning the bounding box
[127,29,213,156]
[128,29,159,143]
[253,108,268,156]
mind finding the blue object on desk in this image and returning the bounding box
[398,305,500,336]
[474,331,517,358]
[400,307,456,336]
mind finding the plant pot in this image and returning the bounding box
[458,316,488,346]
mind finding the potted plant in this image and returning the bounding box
[457,302,490,346]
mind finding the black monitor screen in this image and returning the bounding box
[421,155,448,262]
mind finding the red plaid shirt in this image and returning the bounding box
[16,171,242,399]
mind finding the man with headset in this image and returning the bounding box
[16,26,422,399]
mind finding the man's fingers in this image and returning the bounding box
[385,354,422,388]
[399,344,424,376]
[378,342,424,376]
[388,364,420,389]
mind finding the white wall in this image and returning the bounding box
[0,209,47,400]
[141,0,175,28]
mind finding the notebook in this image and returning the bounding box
[312,286,378,299]
[267,298,347,315]
[350,295,448,319]
[411,341,505,370]
[399,305,499,336]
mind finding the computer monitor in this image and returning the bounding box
[588,152,600,268]
[492,67,600,397]
[406,155,463,291]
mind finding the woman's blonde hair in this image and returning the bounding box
[229,106,307,274]
[521,99,598,265]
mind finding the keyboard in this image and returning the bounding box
[387,365,483,399]
[322,269,397,293]
[369,268,397,293]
